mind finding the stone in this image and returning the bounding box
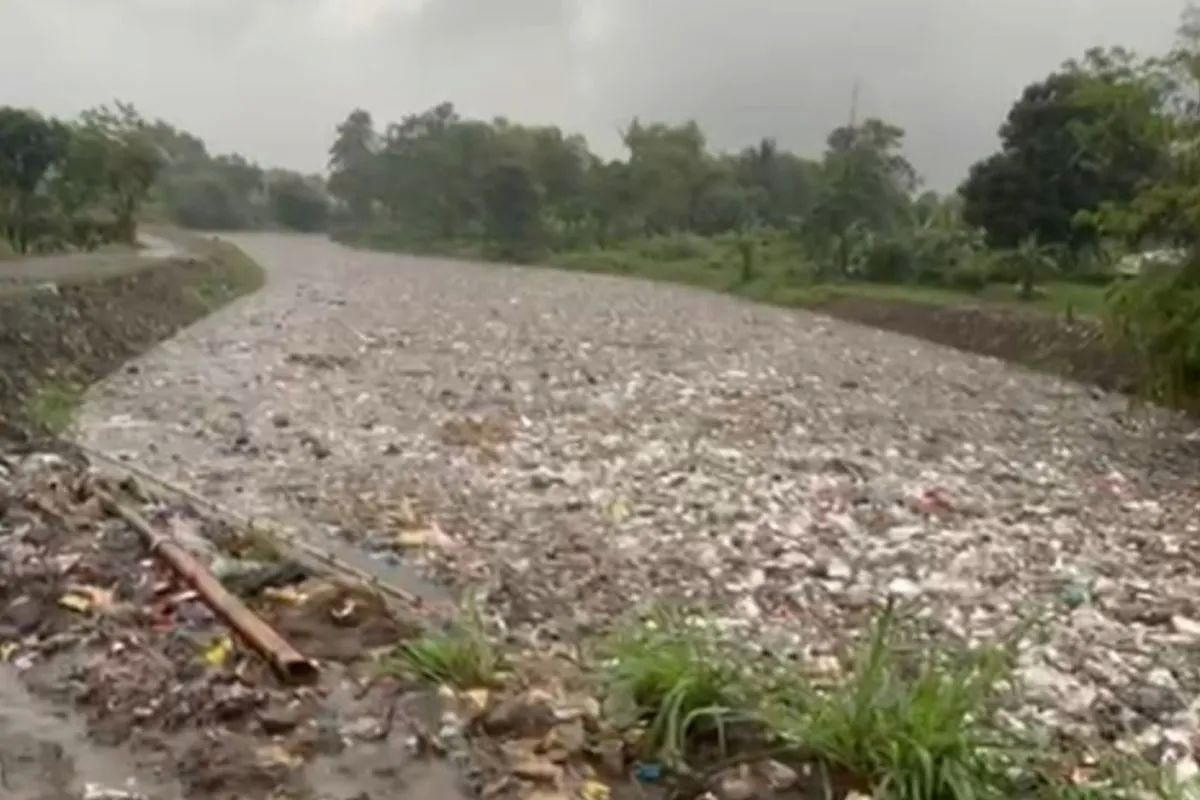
[259,701,304,734]
[509,757,562,782]
[711,765,760,800]
[5,596,44,634]
[595,738,625,777]
[483,690,558,738]
[342,715,387,740]
[761,759,799,790]
[547,719,586,755]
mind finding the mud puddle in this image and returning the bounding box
[0,664,179,800]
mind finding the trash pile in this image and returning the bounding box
[0,445,466,800]
[66,236,1200,795]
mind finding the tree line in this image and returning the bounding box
[328,4,1200,407]
[327,103,931,270]
[0,101,330,255]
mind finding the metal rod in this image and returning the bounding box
[98,490,319,685]
[75,443,426,608]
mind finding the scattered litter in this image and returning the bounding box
[203,635,234,667]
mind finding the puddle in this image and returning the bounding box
[0,665,179,800]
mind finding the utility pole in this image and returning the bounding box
[849,78,860,127]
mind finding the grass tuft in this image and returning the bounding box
[599,607,758,765]
[23,380,82,433]
[769,606,1021,800]
[385,598,500,689]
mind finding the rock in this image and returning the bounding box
[594,738,625,776]
[458,688,491,718]
[510,757,562,782]
[342,715,386,740]
[259,701,304,734]
[271,412,291,428]
[1128,683,1184,720]
[761,760,799,790]
[5,596,44,634]
[483,690,558,738]
[711,765,760,800]
[547,719,586,756]
[211,683,260,720]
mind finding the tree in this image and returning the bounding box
[733,138,820,224]
[622,119,715,233]
[1097,6,1200,408]
[82,102,163,243]
[269,173,329,232]
[328,109,379,221]
[0,107,66,252]
[961,54,1167,258]
[162,172,251,230]
[805,119,916,276]
[49,124,110,219]
[482,162,542,259]
[212,154,263,201]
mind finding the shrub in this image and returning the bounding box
[1105,260,1200,410]
[550,249,634,273]
[946,260,990,292]
[862,236,917,283]
[164,173,256,230]
[636,233,717,262]
[269,175,329,232]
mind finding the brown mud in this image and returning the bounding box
[0,449,471,800]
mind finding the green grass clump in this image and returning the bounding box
[23,380,82,433]
[597,606,1040,799]
[771,608,1020,800]
[386,601,500,689]
[599,608,756,765]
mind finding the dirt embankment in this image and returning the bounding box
[808,295,1142,393]
[0,237,264,438]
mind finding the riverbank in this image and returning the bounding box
[0,232,264,438]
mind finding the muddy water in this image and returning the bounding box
[0,665,179,799]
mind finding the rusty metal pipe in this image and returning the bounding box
[77,443,427,609]
[98,491,319,685]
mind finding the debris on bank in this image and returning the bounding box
[0,445,464,800]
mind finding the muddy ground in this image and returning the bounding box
[0,446,469,800]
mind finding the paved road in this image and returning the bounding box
[72,233,1200,749]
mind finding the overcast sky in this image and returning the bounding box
[0,0,1187,188]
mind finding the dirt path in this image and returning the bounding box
[72,233,1200,756]
[0,233,185,289]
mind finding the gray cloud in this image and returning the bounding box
[0,0,1185,187]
